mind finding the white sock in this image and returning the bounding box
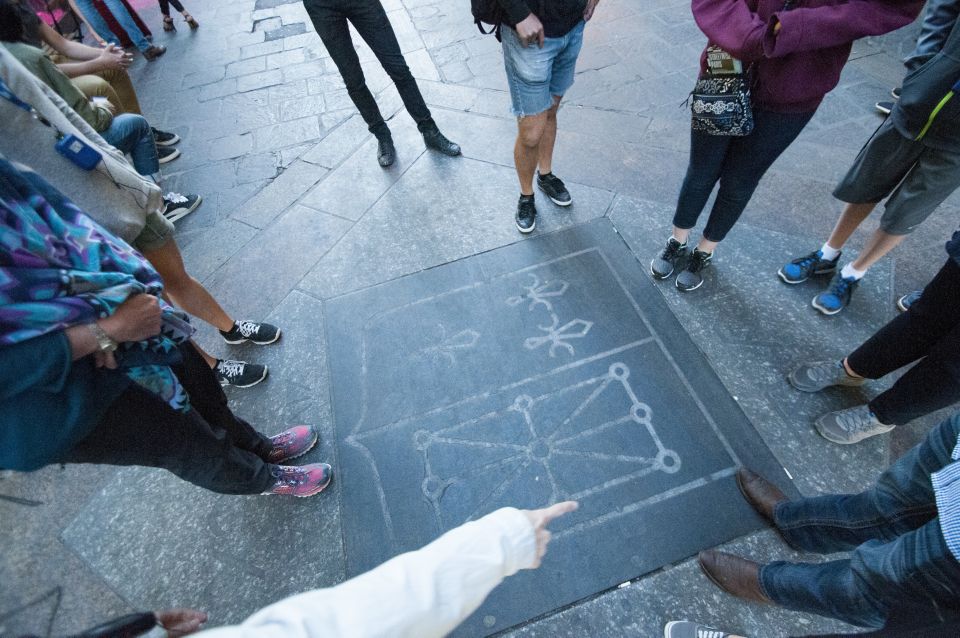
[820,243,841,261]
[841,263,867,280]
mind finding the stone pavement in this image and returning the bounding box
[2,0,958,636]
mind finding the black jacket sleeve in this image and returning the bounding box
[497,0,532,25]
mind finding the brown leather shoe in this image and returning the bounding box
[144,45,167,61]
[736,467,787,523]
[698,550,771,604]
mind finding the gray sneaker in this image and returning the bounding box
[664,621,740,638]
[815,405,894,445]
[651,237,688,280]
[788,360,866,393]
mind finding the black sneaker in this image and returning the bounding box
[422,127,461,157]
[875,101,893,116]
[152,127,180,147]
[536,172,572,207]
[897,290,922,312]
[214,359,268,388]
[675,249,712,292]
[376,135,396,167]
[157,146,181,164]
[162,192,202,223]
[812,272,860,316]
[515,194,537,234]
[650,237,688,280]
[892,86,901,100]
[778,249,840,284]
[220,320,282,345]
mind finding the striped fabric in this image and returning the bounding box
[932,439,960,560]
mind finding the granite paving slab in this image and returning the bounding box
[325,218,798,636]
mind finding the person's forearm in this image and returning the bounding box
[40,22,100,64]
[65,324,100,361]
[57,59,105,78]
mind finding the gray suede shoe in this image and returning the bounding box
[788,360,866,393]
[815,405,894,445]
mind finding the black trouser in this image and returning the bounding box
[847,258,960,426]
[62,342,277,495]
[302,0,433,137]
[158,0,185,16]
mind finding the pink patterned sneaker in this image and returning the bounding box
[266,425,319,464]
[264,463,333,497]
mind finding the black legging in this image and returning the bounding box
[302,0,433,137]
[847,258,960,426]
[158,0,185,17]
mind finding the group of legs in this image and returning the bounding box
[67,0,199,60]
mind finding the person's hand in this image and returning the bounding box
[155,609,208,638]
[100,99,117,115]
[96,43,132,71]
[522,501,578,568]
[93,350,118,369]
[99,294,163,343]
[773,19,782,34]
[516,13,545,48]
[584,0,600,21]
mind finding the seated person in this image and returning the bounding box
[10,0,178,145]
[0,156,333,497]
[1,1,181,169]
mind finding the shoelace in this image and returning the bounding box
[164,192,188,205]
[807,361,844,386]
[661,239,685,261]
[217,360,246,377]
[792,251,822,269]
[828,276,854,299]
[234,320,260,338]
[835,406,876,434]
[687,250,710,274]
[273,466,307,486]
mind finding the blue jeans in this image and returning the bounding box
[74,0,151,52]
[100,114,159,176]
[760,413,960,628]
[904,0,960,71]
[672,109,814,243]
[502,21,585,117]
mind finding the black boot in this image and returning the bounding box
[421,122,461,157]
[376,134,396,167]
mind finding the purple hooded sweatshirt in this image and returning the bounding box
[692,0,924,113]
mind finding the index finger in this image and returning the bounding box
[540,500,578,524]
[537,30,545,48]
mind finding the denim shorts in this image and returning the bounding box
[501,20,585,117]
[132,209,174,253]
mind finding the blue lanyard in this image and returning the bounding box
[0,77,33,112]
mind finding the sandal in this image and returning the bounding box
[162,16,175,31]
[184,13,199,29]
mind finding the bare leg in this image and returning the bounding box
[515,112,548,196]
[850,229,908,271]
[537,97,562,176]
[697,238,719,254]
[142,240,235,333]
[672,226,691,244]
[826,202,878,250]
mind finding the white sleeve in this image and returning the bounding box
[196,508,537,638]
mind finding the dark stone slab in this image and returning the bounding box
[325,218,798,636]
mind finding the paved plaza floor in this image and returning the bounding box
[2,0,959,636]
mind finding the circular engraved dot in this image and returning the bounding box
[630,402,650,422]
[657,450,681,474]
[512,394,534,411]
[529,440,550,460]
[413,430,433,450]
[609,363,629,380]
[422,476,444,498]
[483,616,497,628]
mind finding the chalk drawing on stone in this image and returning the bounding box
[413,324,481,366]
[524,315,593,358]
[416,362,680,530]
[506,274,569,312]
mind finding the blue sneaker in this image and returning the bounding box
[812,273,859,315]
[778,250,840,284]
[896,290,922,312]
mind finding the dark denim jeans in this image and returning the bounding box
[99,113,159,177]
[673,109,814,243]
[302,0,433,137]
[760,413,960,628]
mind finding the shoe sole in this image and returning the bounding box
[896,297,911,313]
[222,327,282,346]
[516,220,536,234]
[271,430,319,464]
[155,134,180,147]
[777,265,837,285]
[219,366,269,388]
[663,621,681,638]
[892,88,900,100]
[875,102,892,115]
[163,195,202,224]
[537,184,572,207]
[814,418,858,445]
[649,260,674,280]
[676,278,702,292]
[811,297,843,316]
[158,148,181,164]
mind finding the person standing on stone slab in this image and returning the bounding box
[0,158,333,498]
[497,0,599,235]
[649,0,923,293]
[301,0,461,167]
[778,18,960,316]
[698,447,960,632]
[67,0,167,60]
[786,226,960,445]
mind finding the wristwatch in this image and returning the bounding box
[88,322,118,353]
